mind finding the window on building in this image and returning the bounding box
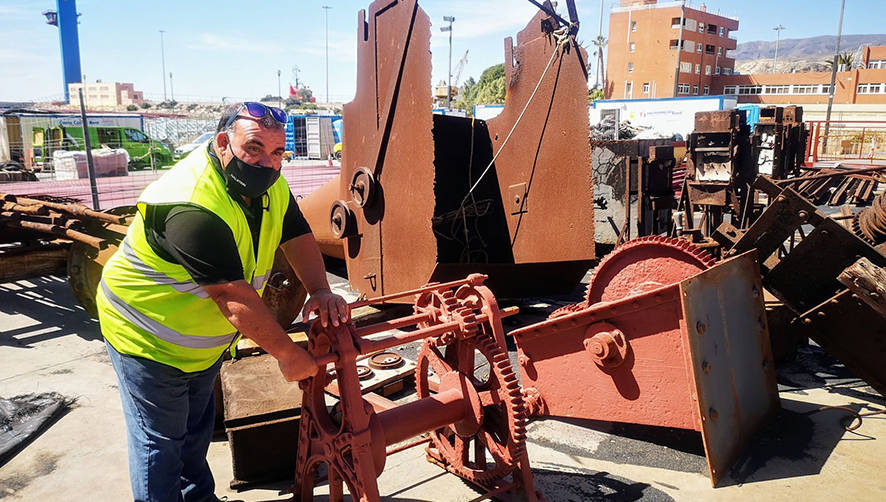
[720,27,726,37]
[625,81,634,98]
[631,21,637,32]
[869,60,886,69]
[705,65,712,75]
[708,24,718,35]
[717,47,723,57]
[669,39,679,49]
[678,83,691,94]
[715,66,721,75]
[680,61,692,73]
[705,44,715,55]
[858,83,883,94]
[737,85,763,95]
[697,44,702,53]
[764,85,790,95]
[723,86,737,95]
[820,84,834,94]
[628,62,634,73]
[703,86,711,95]
[695,63,701,74]
[629,42,636,53]
[643,82,650,94]
[723,67,733,75]
[685,19,698,31]
[671,17,682,28]
[698,23,705,33]
[683,41,695,52]
[693,85,699,95]
[794,84,816,94]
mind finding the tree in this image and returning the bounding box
[140,102,152,109]
[591,36,608,91]
[126,104,138,111]
[825,51,855,71]
[588,88,604,103]
[454,64,505,114]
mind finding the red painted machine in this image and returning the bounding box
[295,275,538,501]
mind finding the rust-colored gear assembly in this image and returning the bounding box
[294,275,538,501]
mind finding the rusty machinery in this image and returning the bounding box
[752,106,806,180]
[680,110,755,239]
[592,141,677,246]
[297,237,779,494]
[299,0,595,301]
[509,237,778,486]
[295,275,539,501]
[717,176,886,397]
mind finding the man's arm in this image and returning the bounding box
[203,280,318,381]
[280,233,350,328]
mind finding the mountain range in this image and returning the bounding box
[734,34,886,74]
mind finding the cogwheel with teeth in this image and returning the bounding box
[552,236,716,318]
[585,236,716,308]
[415,324,528,485]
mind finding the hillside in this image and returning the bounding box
[733,34,886,74]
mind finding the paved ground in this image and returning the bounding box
[1,274,885,501]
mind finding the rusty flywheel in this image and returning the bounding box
[414,289,528,485]
[584,236,716,306]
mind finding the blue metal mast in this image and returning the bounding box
[44,0,83,102]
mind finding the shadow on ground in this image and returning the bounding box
[0,275,100,347]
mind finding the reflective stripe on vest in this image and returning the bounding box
[100,279,238,349]
[120,237,209,298]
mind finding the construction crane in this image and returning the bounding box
[452,50,469,93]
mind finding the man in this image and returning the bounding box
[96,102,349,502]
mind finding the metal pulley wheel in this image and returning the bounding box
[356,365,374,380]
[368,351,403,370]
[349,167,377,208]
[329,200,356,239]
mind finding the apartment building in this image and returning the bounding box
[67,81,145,110]
[606,0,739,99]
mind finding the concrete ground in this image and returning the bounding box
[1,274,885,501]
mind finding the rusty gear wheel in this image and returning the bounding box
[584,236,717,307]
[415,326,527,485]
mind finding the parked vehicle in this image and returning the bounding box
[174,132,215,160]
[63,126,173,169]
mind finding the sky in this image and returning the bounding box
[1,0,884,104]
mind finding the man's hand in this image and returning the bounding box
[277,343,320,381]
[302,289,350,327]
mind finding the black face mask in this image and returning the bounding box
[221,151,280,200]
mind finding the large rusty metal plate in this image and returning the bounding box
[679,251,779,486]
[801,289,886,397]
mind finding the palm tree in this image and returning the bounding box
[591,35,608,92]
[825,51,855,71]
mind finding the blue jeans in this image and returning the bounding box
[106,340,223,502]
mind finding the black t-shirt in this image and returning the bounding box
[141,148,311,286]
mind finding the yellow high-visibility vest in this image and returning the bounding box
[97,146,287,372]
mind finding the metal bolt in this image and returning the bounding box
[518,354,530,367]
[696,321,706,335]
[803,318,812,325]
[797,210,808,220]
[817,311,827,318]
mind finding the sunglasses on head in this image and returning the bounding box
[223,102,287,130]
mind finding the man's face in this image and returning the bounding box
[216,117,286,170]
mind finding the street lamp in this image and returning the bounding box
[773,25,786,73]
[323,5,332,103]
[277,69,282,108]
[441,16,455,109]
[169,72,174,102]
[159,30,167,101]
